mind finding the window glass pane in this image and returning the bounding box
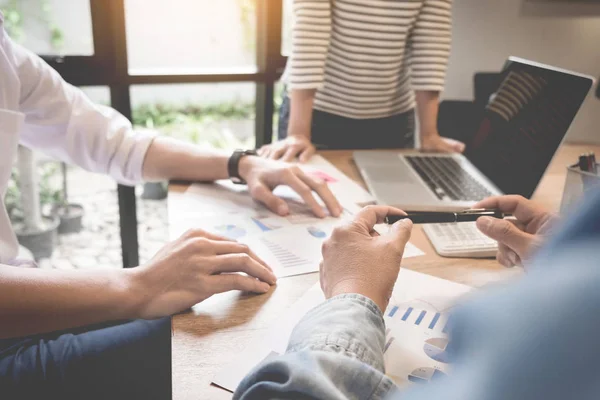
[0,0,94,55]
[125,0,257,74]
[281,0,293,56]
[80,86,110,106]
[131,83,256,151]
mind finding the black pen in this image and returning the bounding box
[385,209,505,224]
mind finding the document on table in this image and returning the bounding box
[169,180,423,278]
[212,269,472,392]
[301,155,375,205]
[169,180,354,278]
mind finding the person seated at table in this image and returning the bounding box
[234,193,600,399]
[259,0,465,163]
[0,13,342,400]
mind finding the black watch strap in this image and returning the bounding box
[228,149,258,184]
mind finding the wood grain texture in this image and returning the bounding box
[170,144,600,399]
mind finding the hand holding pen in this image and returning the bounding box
[385,209,505,225]
[385,195,557,268]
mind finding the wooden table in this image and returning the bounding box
[169,143,599,400]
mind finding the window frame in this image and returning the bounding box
[38,0,287,267]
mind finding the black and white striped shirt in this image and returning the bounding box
[283,0,453,119]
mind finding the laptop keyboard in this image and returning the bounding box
[405,156,493,201]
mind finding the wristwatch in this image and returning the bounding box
[228,149,258,185]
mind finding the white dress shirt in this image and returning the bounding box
[0,13,155,264]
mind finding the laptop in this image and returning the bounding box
[354,57,594,211]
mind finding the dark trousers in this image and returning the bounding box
[0,318,172,400]
[278,92,415,150]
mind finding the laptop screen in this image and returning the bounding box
[465,58,593,199]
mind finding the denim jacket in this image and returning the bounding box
[234,190,600,400]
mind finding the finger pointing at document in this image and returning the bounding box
[238,155,342,219]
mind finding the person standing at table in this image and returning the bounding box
[259,0,466,162]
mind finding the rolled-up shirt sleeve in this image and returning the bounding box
[286,0,332,90]
[286,294,387,371]
[234,294,397,400]
[409,0,453,92]
[7,38,155,186]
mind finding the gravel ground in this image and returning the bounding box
[38,169,168,269]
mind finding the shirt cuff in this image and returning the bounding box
[287,294,387,372]
[286,80,325,91]
[411,83,445,92]
[109,128,158,186]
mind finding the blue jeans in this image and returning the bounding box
[278,90,415,150]
[0,318,171,399]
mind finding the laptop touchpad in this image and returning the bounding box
[366,166,413,184]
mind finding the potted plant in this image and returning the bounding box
[141,180,168,200]
[54,162,84,234]
[7,146,60,260]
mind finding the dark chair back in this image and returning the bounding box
[437,72,503,146]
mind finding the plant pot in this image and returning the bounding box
[55,203,84,234]
[14,215,60,261]
[141,181,168,200]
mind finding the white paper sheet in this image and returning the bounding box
[374,223,425,258]
[170,181,359,277]
[402,242,426,259]
[301,155,375,205]
[212,269,472,392]
[169,161,422,278]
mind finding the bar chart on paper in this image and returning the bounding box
[238,223,339,276]
[212,269,472,394]
[382,286,468,387]
[260,236,312,268]
[384,304,452,368]
[385,305,451,336]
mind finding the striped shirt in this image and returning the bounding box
[283,0,453,119]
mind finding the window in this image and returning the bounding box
[9,0,285,268]
[80,86,110,105]
[131,83,256,150]
[0,0,94,56]
[124,0,257,75]
[130,83,256,264]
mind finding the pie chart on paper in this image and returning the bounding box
[408,367,446,384]
[423,337,450,364]
[307,226,327,239]
[215,224,247,240]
